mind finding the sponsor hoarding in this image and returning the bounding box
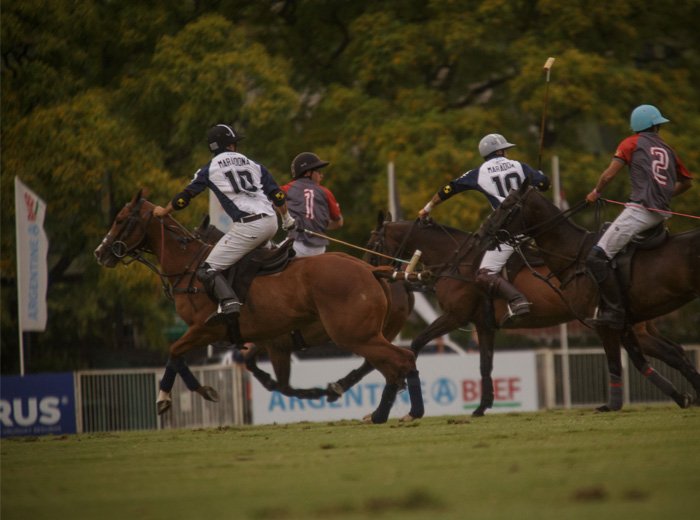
[250,352,538,424]
[0,373,77,437]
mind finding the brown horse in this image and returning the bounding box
[94,190,422,423]
[329,210,698,416]
[481,181,698,410]
[188,216,416,405]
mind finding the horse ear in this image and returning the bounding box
[376,211,385,228]
[385,211,393,223]
[131,189,143,206]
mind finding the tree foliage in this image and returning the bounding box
[2,0,699,372]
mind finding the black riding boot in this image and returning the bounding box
[197,265,241,325]
[210,272,241,315]
[476,268,531,322]
[585,247,625,330]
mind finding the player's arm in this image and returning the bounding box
[586,158,625,203]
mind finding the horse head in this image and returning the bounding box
[479,178,545,248]
[94,189,154,267]
[363,211,395,266]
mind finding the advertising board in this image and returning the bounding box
[1,373,77,437]
[250,352,538,424]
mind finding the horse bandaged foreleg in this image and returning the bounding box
[597,374,623,413]
[371,383,399,424]
[642,364,692,408]
[406,370,424,419]
[167,355,201,391]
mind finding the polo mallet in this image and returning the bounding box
[537,57,556,170]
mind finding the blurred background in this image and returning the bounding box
[2,0,699,373]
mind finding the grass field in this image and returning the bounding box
[1,405,698,520]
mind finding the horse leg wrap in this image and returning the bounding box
[168,356,201,391]
[371,383,399,424]
[407,370,425,419]
[642,364,683,405]
[607,374,623,410]
[160,363,177,392]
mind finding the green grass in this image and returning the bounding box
[2,406,698,520]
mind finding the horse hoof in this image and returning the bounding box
[362,414,373,424]
[472,407,486,417]
[196,386,219,402]
[326,383,343,403]
[399,414,419,423]
[678,393,692,409]
[157,400,172,415]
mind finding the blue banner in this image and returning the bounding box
[0,373,77,437]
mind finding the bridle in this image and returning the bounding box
[483,187,595,325]
[366,218,481,283]
[102,198,209,300]
[107,198,151,260]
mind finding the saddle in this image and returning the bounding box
[193,218,296,304]
[598,221,669,291]
[503,239,545,282]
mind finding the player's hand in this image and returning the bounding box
[153,206,170,218]
[282,213,297,231]
[585,189,601,204]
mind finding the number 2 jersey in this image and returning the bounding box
[613,131,692,211]
[437,157,549,209]
[173,151,285,220]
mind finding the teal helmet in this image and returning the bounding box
[630,105,670,132]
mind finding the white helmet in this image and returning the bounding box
[478,133,516,158]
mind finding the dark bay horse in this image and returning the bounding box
[481,182,698,410]
[329,211,698,416]
[94,190,422,424]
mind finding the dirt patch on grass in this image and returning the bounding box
[571,485,608,501]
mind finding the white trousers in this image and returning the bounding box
[205,215,278,270]
[596,204,666,258]
[479,242,514,275]
[292,241,326,258]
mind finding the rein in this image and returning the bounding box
[493,194,594,326]
[110,200,209,300]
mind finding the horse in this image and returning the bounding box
[94,190,423,424]
[190,216,417,405]
[480,181,698,410]
[327,210,698,416]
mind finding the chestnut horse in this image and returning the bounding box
[481,182,698,410]
[190,217,416,403]
[329,211,698,415]
[94,190,422,424]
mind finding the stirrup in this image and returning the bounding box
[584,307,625,330]
[205,301,241,326]
[500,300,531,326]
[219,299,241,314]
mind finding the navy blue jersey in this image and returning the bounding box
[175,151,284,220]
[438,157,549,209]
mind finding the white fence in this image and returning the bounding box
[75,364,247,433]
[73,346,699,432]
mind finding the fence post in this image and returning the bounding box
[543,349,556,409]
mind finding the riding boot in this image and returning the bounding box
[476,268,531,322]
[210,271,242,316]
[197,265,241,325]
[585,247,625,330]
